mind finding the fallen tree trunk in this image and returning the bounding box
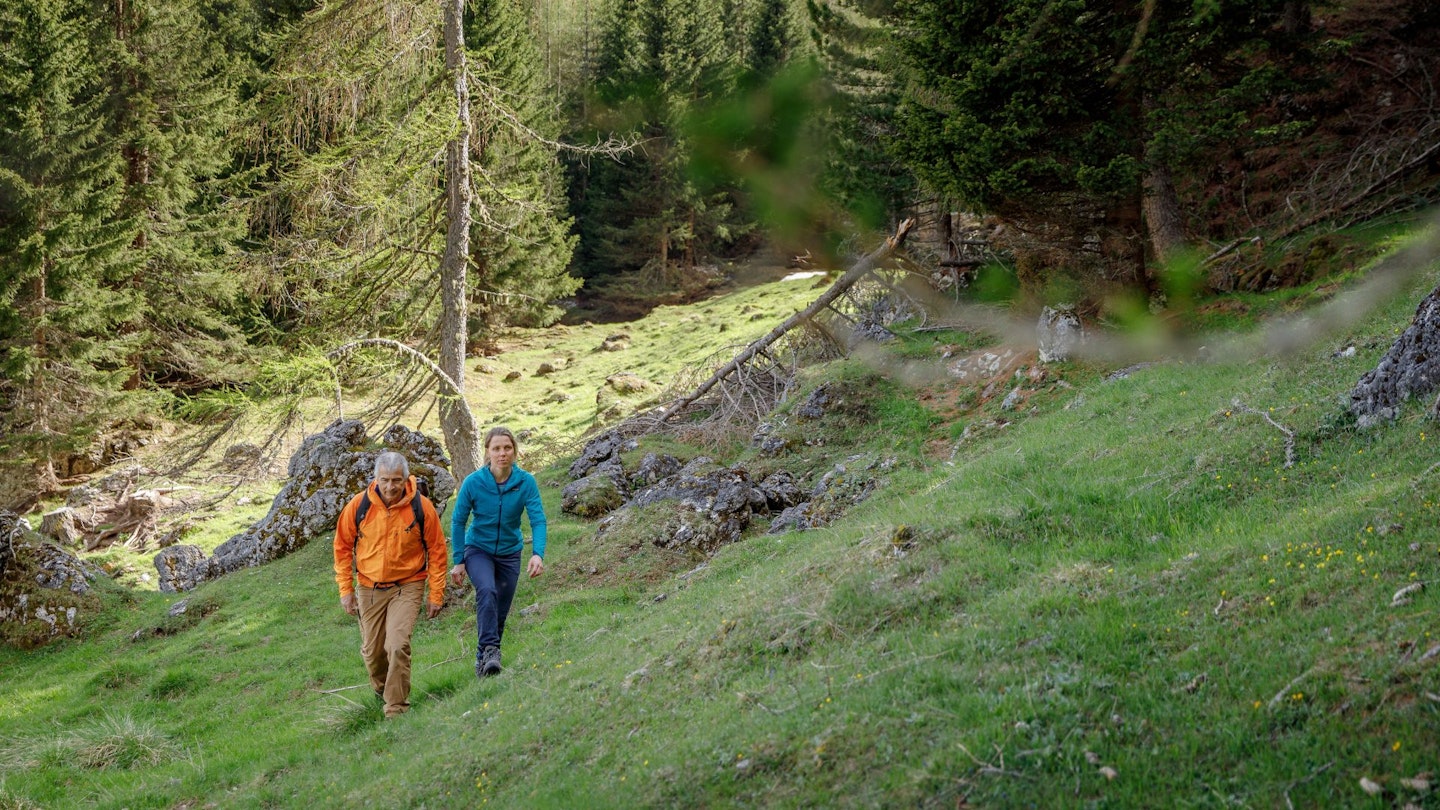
[652,219,915,427]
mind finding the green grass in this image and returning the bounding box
[4,231,1440,807]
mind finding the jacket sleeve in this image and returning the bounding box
[422,497,448,604]
[523,475,548,558]
[333,494,361,597]
[449,475,472,566]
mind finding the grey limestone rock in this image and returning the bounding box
[1351,286,1440,428]
[794,385,834,421]
[1037,306,1083,363]
[154,420,454,593]
[568,430,627,480]
[628,453,683,490]
[1,512,98,647]
[561,474,627,519]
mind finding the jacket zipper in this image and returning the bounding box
[492,472,504,556]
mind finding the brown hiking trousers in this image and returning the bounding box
[356,581,424,717]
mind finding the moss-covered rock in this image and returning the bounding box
[1,512,102,648]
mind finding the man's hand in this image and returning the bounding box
[449,563,466,588]
[427,602,442,619]
[340,593,358,616]
[527,554,544,578]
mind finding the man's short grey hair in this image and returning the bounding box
[374,451,410,478]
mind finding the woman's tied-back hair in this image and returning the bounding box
[374,451,410,478]
[483,426,519,461]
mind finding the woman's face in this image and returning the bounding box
[487,435,516,468]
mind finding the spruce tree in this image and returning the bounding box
[0,0,138,490]
[466,0,580,345]
[575,0,748,286]
[254,0,580,343]
[893,0,1305,282]
[804,0,913,230]
[93,0,253,388]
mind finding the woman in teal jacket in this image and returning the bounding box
[448,426,547,677]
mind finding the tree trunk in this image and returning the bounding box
[31,272,59,493]
[652,219,914,426]
[1106,189,1152,295]
[936,200,956,263]
[439,0,480,480]
[1142,162,1188,265]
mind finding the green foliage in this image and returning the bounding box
[804,0,914,231]
[466,0,581,340]
[893,0,1307,279]
[94,0,256,389]
[0,0,266,490]
[252,0,579,349]
[0,0,138,484]
[569,0,754,284]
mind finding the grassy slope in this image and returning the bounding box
[4,237,1440,808]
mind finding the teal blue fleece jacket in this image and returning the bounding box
[450,465,548,563]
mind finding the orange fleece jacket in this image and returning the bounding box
[333,476,448,605]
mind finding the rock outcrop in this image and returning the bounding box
[1037,305,1083,363]
[1350,285,1440,428]
[1,511,101,648]
[564,430,892,554]
[154,421,455,593]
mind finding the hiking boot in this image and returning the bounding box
[480,645,502,676]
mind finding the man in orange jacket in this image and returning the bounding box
[333,451,448,718]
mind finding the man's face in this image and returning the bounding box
[376,467,406,506]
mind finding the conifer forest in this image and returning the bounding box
[2,0,1437,499]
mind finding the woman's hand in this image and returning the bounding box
[449,563,467,588]
[527,554,544,578]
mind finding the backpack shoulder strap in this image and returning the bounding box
[412,491,428,564]
[354,490,373,534]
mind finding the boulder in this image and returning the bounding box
[757,470,805,511]
[619,465,769,552]
[1351,286,1440,428]
[794,384,835,420]
[561,474,627,519]
[153,545,210,593]
[751,423,790,456]
[596,373,658,417]
[1,512,100,648]
[1037,305,1083,363]
[568,430,635,480]
[154,421,456,593]
[604,372,654,396]
[598,334,630,352]
[768,455,887,535]
[628,453,683,490]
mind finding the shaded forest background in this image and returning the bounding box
[2,0,1438,506]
